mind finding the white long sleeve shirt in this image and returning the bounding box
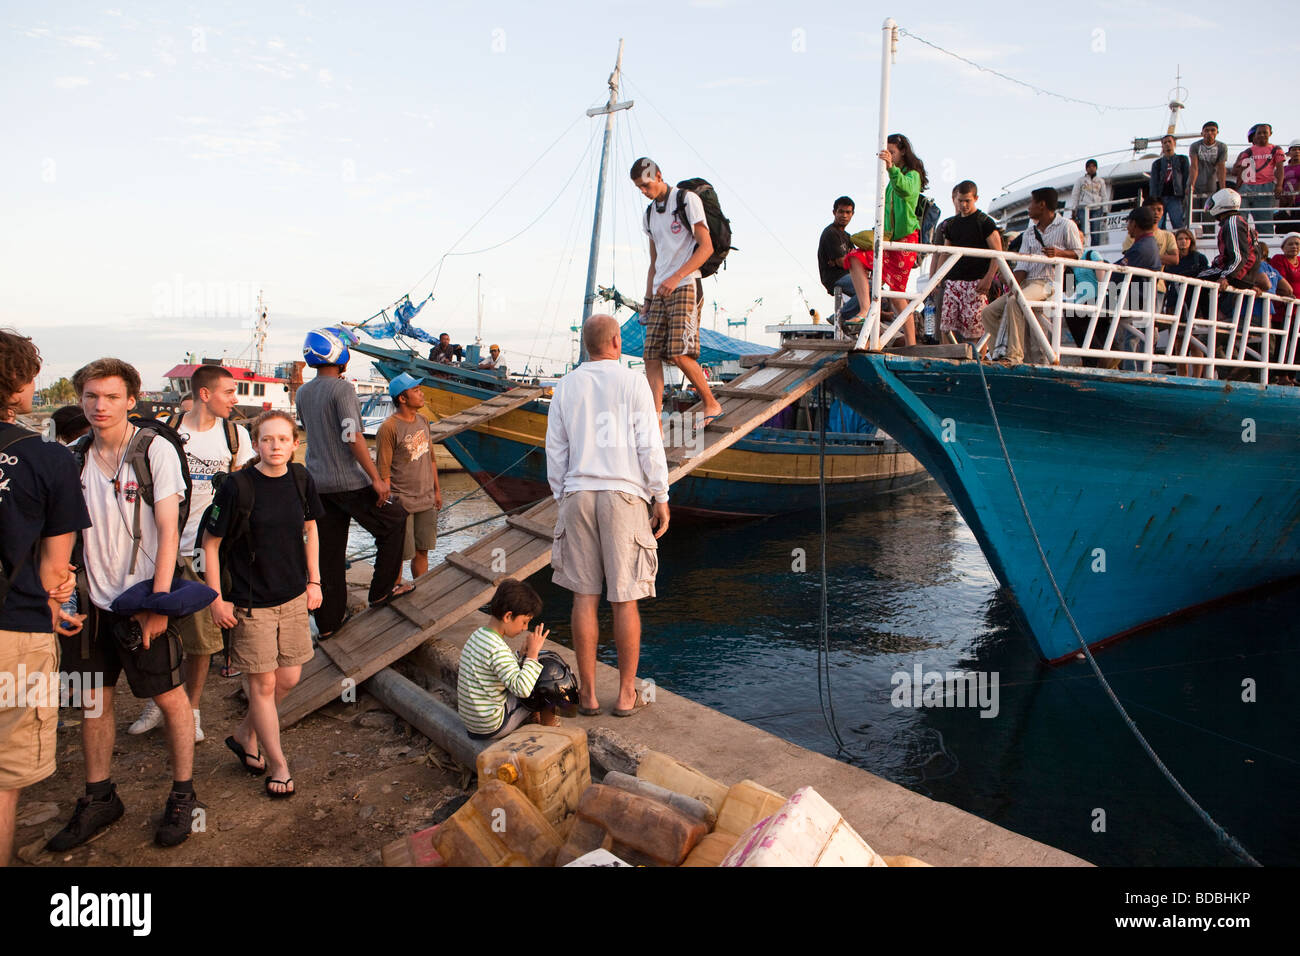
[545,359,669,504]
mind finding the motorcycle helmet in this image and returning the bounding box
[1204,188,1242,218]
[303,327,352,368]
[521,650,580,716]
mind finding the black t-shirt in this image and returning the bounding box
[817,223,856,293]
[0,424,92,633]
[944,210,998,281]
[207,465,324,609]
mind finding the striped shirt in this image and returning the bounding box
[1018,213,1084,283]
[457,626,543,734]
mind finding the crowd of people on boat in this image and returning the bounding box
[816,124,1300,373]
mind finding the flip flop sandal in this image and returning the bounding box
[225,736,266,776]
[265,777,295,800]
[578,706,603,717]
[369,583,415,610]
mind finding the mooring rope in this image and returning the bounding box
[816,383,848,753]
[973,358,1261,866]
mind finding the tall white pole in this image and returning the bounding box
[868,18,897,350]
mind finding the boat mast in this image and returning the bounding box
[254,289,269,369]
[476,272,484,348]
[578,39,634,364]
[866,19,898,349]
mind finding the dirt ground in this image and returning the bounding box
[11,663,472,868]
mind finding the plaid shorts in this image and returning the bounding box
[643,281,701,360]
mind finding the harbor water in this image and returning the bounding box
[353,472,1300,866]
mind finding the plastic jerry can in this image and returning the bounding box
[433,780,562,867]
[714,779,787,838]
[884,855,933,867]
[476,724,591,830]
[720,786,887,868]
[556,784,708,867]
[636,750,729,815]
[381,824,444,867]
[680,831,740,867]
[601,771,717,828]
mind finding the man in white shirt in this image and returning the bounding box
[980,186,1083,365]
[1067,159,1112,248]
[48,358,200,851]
[129,364,254,741]
[630,158,722,422]
[546,314,670,717]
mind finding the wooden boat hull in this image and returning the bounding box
[357,346,929,519]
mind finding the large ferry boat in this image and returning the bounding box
[834,27,1300,662]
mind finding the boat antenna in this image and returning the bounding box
[1165,68,1187,136]
[578,39,634,364]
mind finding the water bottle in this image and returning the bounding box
[59,590,78,632]
[923,299,937,339]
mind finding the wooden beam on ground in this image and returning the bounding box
[444,551,502,584]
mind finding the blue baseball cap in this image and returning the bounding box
[388,372,422,399]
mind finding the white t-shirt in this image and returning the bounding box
[176,418,254,553]
[645,187,706,291]
[545,360,669,504]
[80,432,187,610]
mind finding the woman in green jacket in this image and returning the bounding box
[845,133,929,344]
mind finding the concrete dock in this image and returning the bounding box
[389,600,1090,867]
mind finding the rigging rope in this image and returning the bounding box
[973,357,1261,866]
[816,382,848,753]
[897,29,1170,114]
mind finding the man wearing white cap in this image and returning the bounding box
[375,372,442,581]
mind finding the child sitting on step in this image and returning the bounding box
[458,578,556,740]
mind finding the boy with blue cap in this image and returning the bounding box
[375,373,442,581]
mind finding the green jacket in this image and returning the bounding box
[884,167,921,239]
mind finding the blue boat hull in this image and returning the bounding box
[834,354,1300,661]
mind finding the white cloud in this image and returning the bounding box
[54,76,90,89]
[317,67,332,85]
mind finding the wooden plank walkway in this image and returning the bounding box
[425,385,545,444]
[279,343,849,727]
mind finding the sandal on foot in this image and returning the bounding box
[578,706,602,717]
[611,700,648,718]
[265,777,295,800]
[225,735,266,776]
[369,583,415,609]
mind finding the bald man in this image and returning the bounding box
[545,315,670,716]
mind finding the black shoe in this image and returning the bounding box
[45,786,126,852]
[155,790,201,848]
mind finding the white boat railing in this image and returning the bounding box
[852,241,1300,384]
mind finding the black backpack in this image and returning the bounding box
[72,416,193,575]
[200,463,310,565]
[0,427,42,612]
[646,178,734,278]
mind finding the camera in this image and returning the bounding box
[113,617,144,654]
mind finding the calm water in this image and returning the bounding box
[354,474,1300,866]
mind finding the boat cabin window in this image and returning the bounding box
[237,382,249,396]
[253,383,265,397]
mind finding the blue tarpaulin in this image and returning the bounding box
[359,296,437,344]
[618,314,776,365]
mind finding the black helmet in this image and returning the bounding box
[521,650,579,715]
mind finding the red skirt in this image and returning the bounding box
[843,230,920,293]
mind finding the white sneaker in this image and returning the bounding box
[127,701,163,735]
[193,708,205,743]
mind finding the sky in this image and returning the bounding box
[3,0,1290,393]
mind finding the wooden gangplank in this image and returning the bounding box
[279,344,848,727]
[425,385,545,444]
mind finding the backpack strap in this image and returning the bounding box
[675,187,691,234]
[165,411,182,430]
[122,428,156,576]
[223,419,239,470]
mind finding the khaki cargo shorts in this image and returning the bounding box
[177,555,224,656]
[403,507,439,561]
[552,490,658,603]
[230,593,314,675]
[0,630,60,790]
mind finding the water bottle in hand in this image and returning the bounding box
[59,590,79,633]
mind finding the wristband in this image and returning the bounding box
[308,581,321,586]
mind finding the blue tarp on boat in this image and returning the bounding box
[618,314,776,365]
